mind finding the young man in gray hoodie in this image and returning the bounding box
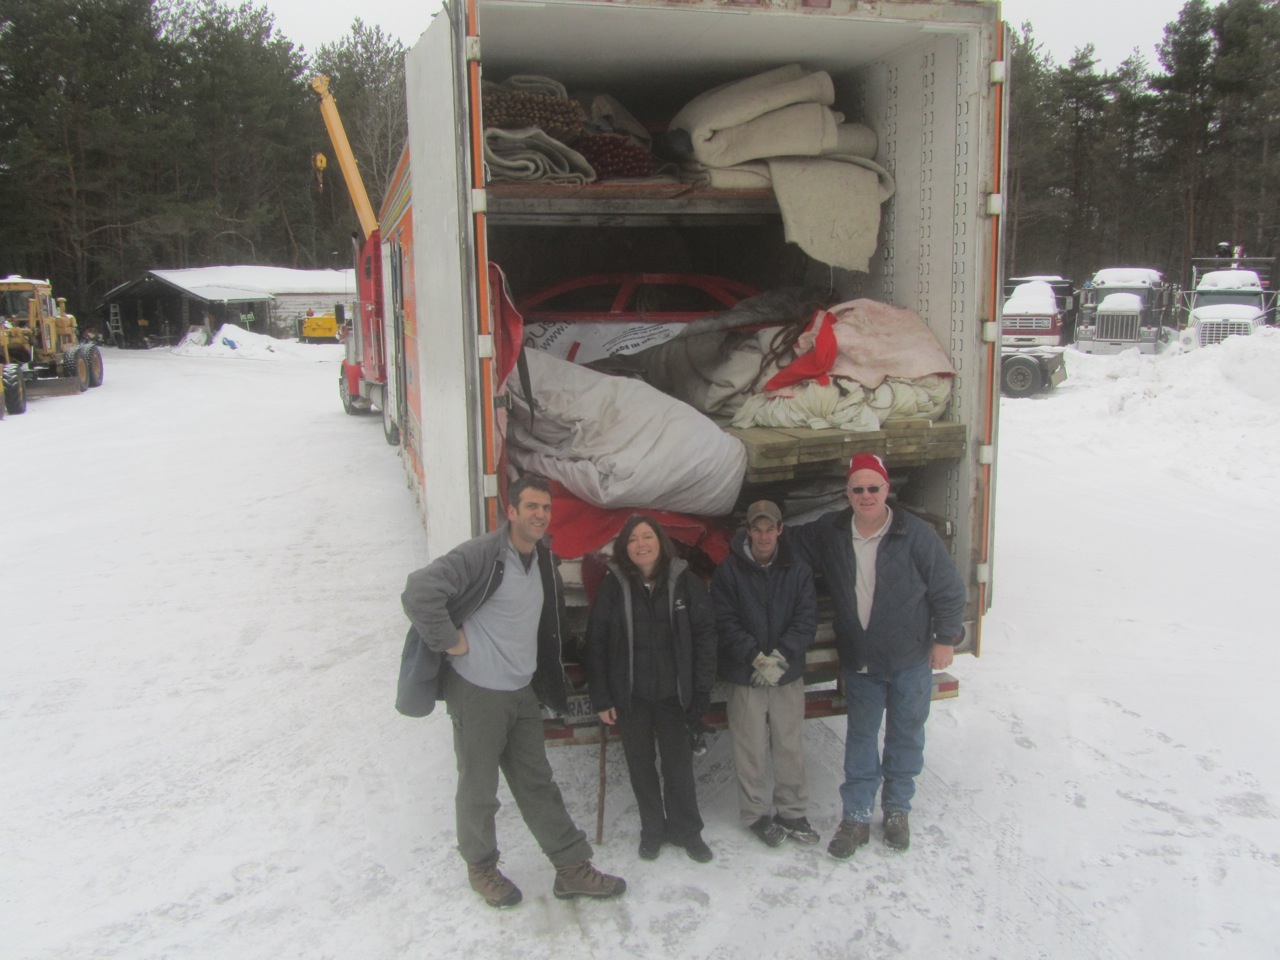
[401,475,626,908]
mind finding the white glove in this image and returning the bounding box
[752,650,787,686]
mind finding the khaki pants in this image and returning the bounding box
[445,672,591,868]
[726,680,808,825]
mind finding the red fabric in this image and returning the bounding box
[488,262,525,386]
[545,480,732,566]
[763,309,839,391]
[847,452,889,482]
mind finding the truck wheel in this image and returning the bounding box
[2,364,26,415]
[1001,356,1042,398]
[83,344,105,387]
[383,399,401,446]
[63,350,89,392]
[339,371,371,415]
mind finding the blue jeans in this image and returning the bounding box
[840,661,933,821]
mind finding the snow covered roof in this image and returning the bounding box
[1003,280,1059,316]
[1196,269,1262,291]
[1092,267,1163,287]
[100,265,357,307]
[150,266,355,301]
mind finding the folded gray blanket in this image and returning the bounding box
[483,127,596,185]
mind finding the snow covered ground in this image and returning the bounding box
[3,332,1279,959]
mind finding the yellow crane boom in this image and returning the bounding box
[310,74,378,241]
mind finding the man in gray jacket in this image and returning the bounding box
[787,453,966,860]
[401,475,625,908]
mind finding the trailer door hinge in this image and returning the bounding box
[465,36,481,61]
[477,334,494,358]
[977,444,995,466]
[471,188,487,213]
[989,60,1007,85]
[982,321,1000,343]
[985,193,1003,217]
[975,562,991,584]
[482,473,499,499]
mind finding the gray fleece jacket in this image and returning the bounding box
[400,523,569,713]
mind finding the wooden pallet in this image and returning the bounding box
[727,419,967,483]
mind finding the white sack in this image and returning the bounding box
[506,349,746,515]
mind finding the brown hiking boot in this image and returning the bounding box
[552,860,627,900]
[827,818,870,861]
[468,858,522,908]
[883,810,910,850]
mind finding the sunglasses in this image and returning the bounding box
[847,485,883,495]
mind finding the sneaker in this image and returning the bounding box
[883,810,910,850]
[748,815,787,848]
[553,860,627,900]
[468,858,522,908]
[774,814,820,845]
[826,818,870,861]
[638,837,662,861]
[682,837,713,863]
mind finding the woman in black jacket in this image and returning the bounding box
[584,515,718,863]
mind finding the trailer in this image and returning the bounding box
[388,0,1006,742]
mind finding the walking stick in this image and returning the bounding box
[595,720,607,844]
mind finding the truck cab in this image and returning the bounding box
[1180,269,1272,348]
[1074,267,1175,355]
[999,277,1071,396]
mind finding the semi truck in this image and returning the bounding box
[1179,252,1275,349]
[1074,267,1177,355]
[310,75,407,446]
[385,0,1007,739]
[1000,275,1072,397]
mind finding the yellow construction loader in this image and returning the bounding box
[0,275,103,416]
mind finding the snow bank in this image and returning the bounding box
[172,323,344,361]
[1057,329,1280,486]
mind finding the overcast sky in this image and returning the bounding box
[266,0,1209,73]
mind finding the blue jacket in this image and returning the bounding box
[786,506,966,674]
[711,530,817,686]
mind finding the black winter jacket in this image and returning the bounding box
[584,558,717,716]
[786,506,966,675]
[710,531,817,686]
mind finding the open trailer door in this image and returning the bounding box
[404,3,489,558]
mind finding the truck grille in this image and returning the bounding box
[1198,321,1253,346]
[1096,314,1140,341]
[1004,317,1051,330]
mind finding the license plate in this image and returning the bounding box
[562,694,598,726]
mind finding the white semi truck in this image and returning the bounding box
[386,0,1009,735]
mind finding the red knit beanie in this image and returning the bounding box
[846,452,889,483]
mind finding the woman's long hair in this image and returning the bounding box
[613,514,675,585]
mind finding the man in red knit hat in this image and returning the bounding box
[786,452,966,860]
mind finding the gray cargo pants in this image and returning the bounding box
[445,671,592,868]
